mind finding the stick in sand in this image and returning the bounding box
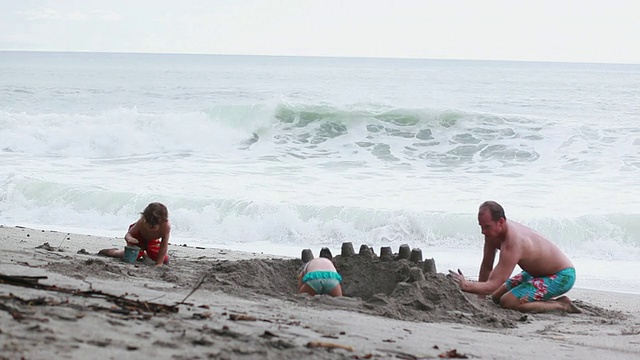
[57,232,70,250]
[177,273,207,305]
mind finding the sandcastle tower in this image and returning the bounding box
[300,242,437,275]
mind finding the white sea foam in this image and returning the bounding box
[1,53,640,286]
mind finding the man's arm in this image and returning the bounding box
[462,242,519,295]
[478,240,496,282]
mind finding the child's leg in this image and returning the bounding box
[145,239,169,264]
[98,248,124,258]
[298,283,317,296]
[328,284,343,297]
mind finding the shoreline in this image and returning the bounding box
[2,225,640,359]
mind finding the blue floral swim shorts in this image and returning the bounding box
[505,267,576,302]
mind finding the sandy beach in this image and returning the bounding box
[1,225,639,359]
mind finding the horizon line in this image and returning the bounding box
[2,49,639,66]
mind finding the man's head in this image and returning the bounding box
[141,202,168,230]
[477,201,506,239]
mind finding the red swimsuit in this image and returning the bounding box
[128,223,169,264]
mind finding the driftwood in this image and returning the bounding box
[0,273,178,315]
[0,274,48,284]
[438,349,468,359]
[306,341,354,352]
[375,349,430,360]
[229,314,257,321]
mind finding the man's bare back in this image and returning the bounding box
[493,220,574,277]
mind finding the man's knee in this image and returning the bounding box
[491,284,508,304]
[491,293,501,305]
[499,293,521,309]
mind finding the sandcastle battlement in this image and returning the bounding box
[301,242,437,274]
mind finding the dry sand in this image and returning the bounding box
[1,225,640,359]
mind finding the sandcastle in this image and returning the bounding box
[300,242,442,302]
[301,242,437,276]
[204,241,515,327]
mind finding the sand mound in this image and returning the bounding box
[40,241,621,329]
[203,251,518,328]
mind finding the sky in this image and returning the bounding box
[1,0,639,64]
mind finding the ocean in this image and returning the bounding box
[1,51,639,293]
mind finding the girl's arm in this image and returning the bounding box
[155,222,171,266]
[125,220,142,245]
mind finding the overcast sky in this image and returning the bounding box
[1,0,638,64]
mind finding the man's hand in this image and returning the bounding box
[448,269,468,291]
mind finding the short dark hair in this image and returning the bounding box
[142,202,168,227]
[479,201,506,221]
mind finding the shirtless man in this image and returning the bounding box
[449,201,581,313]
[99,202,171,267]
[298,257,343,297]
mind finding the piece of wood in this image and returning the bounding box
[0,273,178,314]
[177,274,207,304]
[306,341,354,352]
[228,314,257,321]
[0,274,48,284]
[438,349,468,358]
